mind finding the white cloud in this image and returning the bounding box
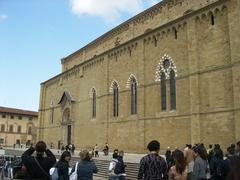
[0,14,8,21]
[70,0,160,22]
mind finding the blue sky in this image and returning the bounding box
[0,0,160,111]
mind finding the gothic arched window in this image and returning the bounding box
[155,54,177,111]
[113,82,119,117]
[131,78,137,114]
[170,70,176,110]
[161,73,167,111]
[92,88,96,118]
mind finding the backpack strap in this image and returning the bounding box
[34,157,50,178]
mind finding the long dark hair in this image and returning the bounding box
[59,151,71,162]
[173,149,187,175]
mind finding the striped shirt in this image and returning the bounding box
[138,153,168,180]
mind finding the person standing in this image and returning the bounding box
[21,141,56,180]
[168,149,188,180]
[56,151,71,180]
[71,150,98,180]
[108,152,119,180]
[116,151,126,180]
[193,146,208,180]
[137,140,168,180]
[94,144,99,157]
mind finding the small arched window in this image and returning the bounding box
[131,78,137,115]
[170,70,176,110]
[17,126,21,133]
[92,88,96,118]
[1,124,5,132]
[161,73,167,111]
[9,125,14,132]
[113,82,119,117]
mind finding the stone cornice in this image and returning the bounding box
[41,0,228,86]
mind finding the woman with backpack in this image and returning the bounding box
[56,151,71,180]
[108,152,119,180]
[168,149,188,180]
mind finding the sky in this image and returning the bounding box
[0,0,160,111]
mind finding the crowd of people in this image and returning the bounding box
[138,140,240,180]
[1,140,240,180]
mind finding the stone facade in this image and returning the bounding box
[0,107,38,147]
[38,0,240,153]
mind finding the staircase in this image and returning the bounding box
[71,158,139,180]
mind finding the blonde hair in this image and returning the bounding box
[79,150,92,161]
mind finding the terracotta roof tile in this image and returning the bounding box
[0,106,38,117]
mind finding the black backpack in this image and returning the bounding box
[114,160,124,174]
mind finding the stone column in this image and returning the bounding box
[186,18,201,144]
[227,0,240,141]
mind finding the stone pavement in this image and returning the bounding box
[1,147,146,163]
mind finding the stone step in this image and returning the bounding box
[71,158,139,179]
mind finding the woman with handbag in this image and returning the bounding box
[56,151,71,180]
[71,150,98,180]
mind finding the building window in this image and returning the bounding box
[0,138,4,144]
[1,125,5,132]
[28,127,32,135]
[9,125,14,132]
[161,73,167,111]
[50,108,54,124]
[10,115,14,119]
[92,88,96,118]
[17,126,21,133]
[170,70,176,110]
[29,117,33,120]
[18,116,22,120]
[2,114,6,118]
[211,14,215,25]
[113,82,119,117]
[131,78,137,115]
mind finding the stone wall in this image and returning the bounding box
[38,0,240,153]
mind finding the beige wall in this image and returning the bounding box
[0,113,38,147]
[61,0,221,72]
[38,0,240,153]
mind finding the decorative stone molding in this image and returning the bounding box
[155,54,178,82]
[126,74,139,88]
[89,87,97,98]
[195,5,228,23]
[109,80,120,93]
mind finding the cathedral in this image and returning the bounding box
[38,0,240,153]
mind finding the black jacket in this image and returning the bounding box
[56,160,69,180]
[21,147,56,180]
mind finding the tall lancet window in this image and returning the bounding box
[131,78,137,114]
[113,82,119,117]
[92,88,96,118]
[161,73,167,111]
[170,70,176,110]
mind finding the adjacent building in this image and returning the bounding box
[0,106,38,147]
[38,0,240,153]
